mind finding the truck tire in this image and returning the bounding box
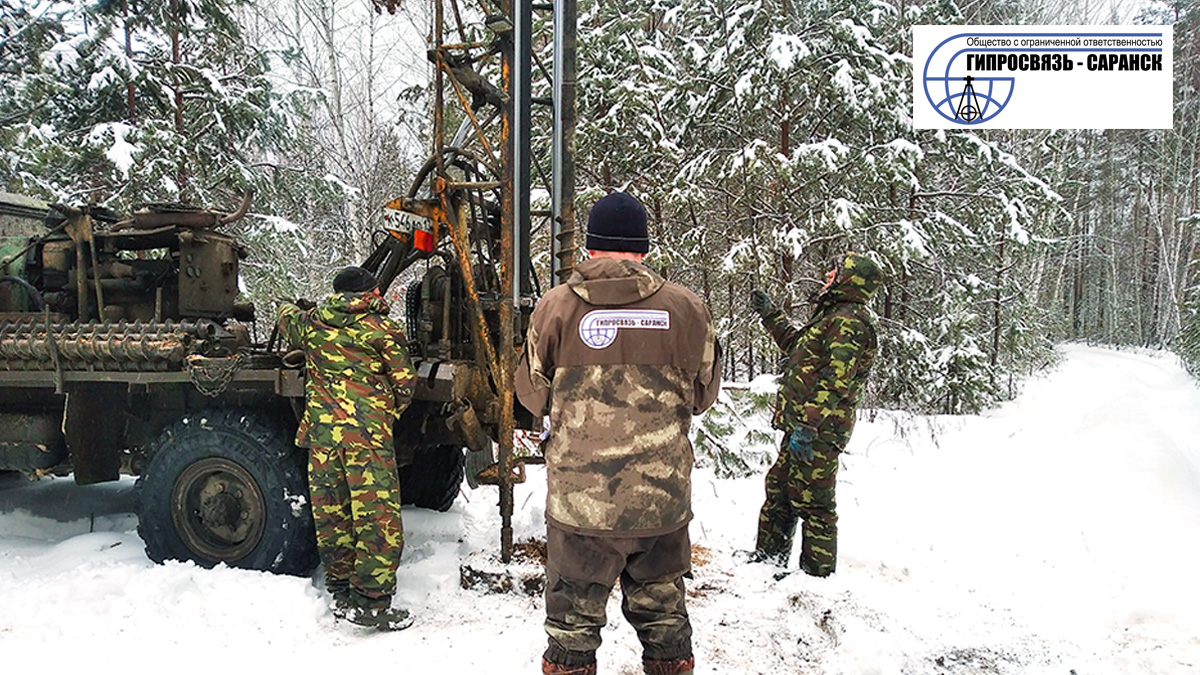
[399,444,464,512]
[135,409,318,576]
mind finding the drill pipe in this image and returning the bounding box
[0,320,203,370]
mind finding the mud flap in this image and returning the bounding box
[63,382,124,484]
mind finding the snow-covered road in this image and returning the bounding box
[1,344,1197,674]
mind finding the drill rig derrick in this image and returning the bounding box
[371,0,579,561]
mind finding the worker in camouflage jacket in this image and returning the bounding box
[277,266,416,631]
[516,192,722,675]
[749,252,880,577]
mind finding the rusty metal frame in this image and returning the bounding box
[437,58,501,173]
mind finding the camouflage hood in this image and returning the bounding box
[820,252,882,306]
[314,292,390,328]
[566,257,665,306]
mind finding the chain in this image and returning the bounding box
[186,352,246,397]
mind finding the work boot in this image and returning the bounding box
[644,656,695,675]
[346,604,413,631]
[541,658,597,675]
[326,579,353,620]
[344,590,414,632]
[737,548,787,567]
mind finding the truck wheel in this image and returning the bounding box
[399,444,464,512]
[135,409,318,576]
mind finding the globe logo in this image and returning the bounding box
[578,309,671,350]
[923,42,1016,126]
[580,320,618,349]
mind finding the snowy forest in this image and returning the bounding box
[2,0,1199,417]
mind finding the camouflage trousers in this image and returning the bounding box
[544,524,693,666]
[755,434,841,576]
[309,441,404,602]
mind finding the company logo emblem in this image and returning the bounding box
[914,26,1171,130]
[923,35,1033,126]
[578,309,670,350]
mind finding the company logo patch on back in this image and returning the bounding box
[578,309,670,349]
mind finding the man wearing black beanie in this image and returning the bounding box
[517,192,722,675]
[583,191,650,254]
[277,266,416,631]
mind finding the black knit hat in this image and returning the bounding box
[332,266,379,293]
[586,192,649,254]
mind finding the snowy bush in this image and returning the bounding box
[691,377,780,478]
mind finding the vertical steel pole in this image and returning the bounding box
[513,0,532,300]
[498,0,533,563]
[551,0,578,286]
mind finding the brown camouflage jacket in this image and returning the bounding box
[277,292,416,450]
[765,253,880,447]
[516,257,722,537]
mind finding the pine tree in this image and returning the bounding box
[570,0,1062,412]
[0,0,354,309]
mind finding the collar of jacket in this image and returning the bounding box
[314,291,389,328]
[813,282,871,307]
[566,257,665,306]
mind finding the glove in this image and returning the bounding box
[749,290,775,317]
[788,426,815,462]
[294,297,316,310]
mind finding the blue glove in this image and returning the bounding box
[788,426,815,461]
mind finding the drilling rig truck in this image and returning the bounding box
[0,0,578,572]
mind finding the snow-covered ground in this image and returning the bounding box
[1,343,1198,673]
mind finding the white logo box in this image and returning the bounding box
[913,25,1173,129]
